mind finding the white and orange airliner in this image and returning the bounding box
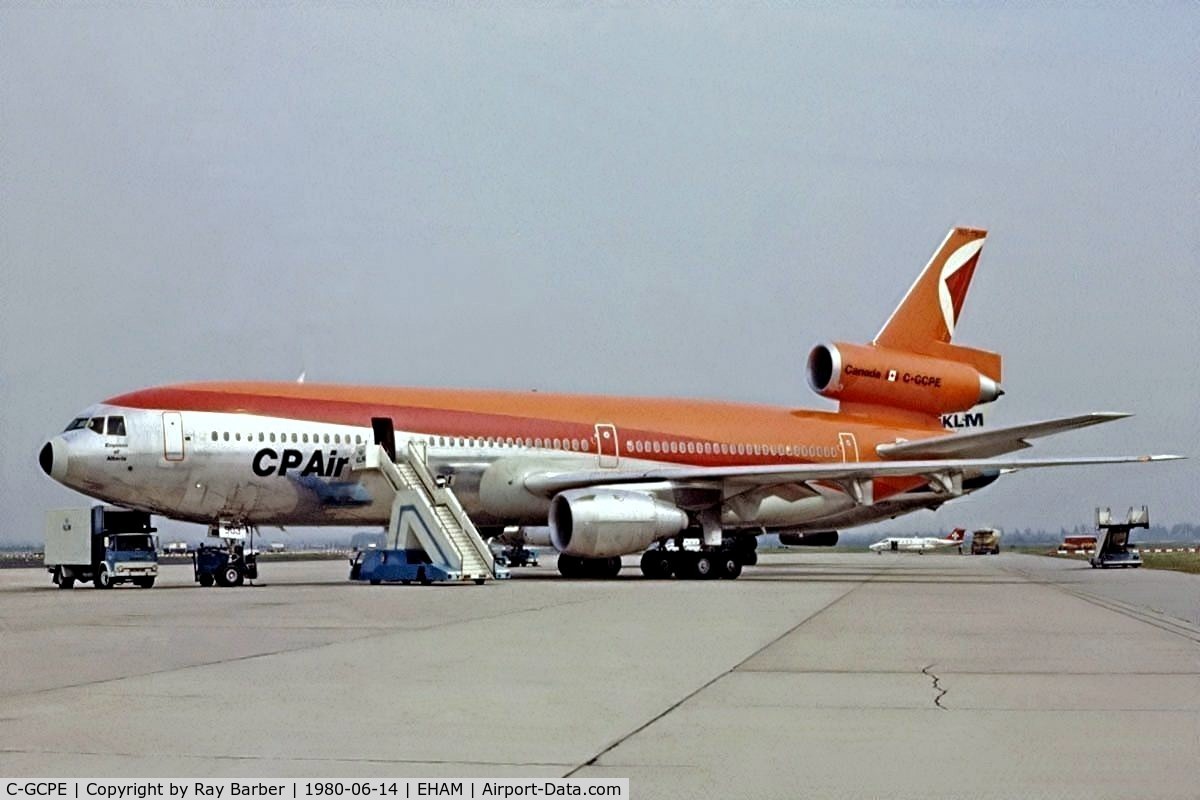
[39,228,1179,579]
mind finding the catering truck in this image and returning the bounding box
[44,506,158,589]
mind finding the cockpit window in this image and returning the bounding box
[64,417,89,432]
[86,417,105,435]
[106,416,126,436]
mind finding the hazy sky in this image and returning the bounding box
[2,5,1197,544]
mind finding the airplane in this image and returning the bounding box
[869,528,966,554]
[38,227,1181,581]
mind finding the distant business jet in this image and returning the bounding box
[870,528,967,554]
[39,228,1180,580]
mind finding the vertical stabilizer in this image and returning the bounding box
[875,227,988,351]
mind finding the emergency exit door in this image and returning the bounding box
[595,423,619,468]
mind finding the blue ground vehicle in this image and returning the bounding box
[44,506,158,589]
[192,543,258,587]
[349,548,458,585]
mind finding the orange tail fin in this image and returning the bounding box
[874,227,1001,382]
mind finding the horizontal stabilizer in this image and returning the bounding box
[523,453,1183,496]
[875,412,1134,460]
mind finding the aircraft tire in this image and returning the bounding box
[557,554,581,579]
[640,551,673,579]
[717,554,742,580]
[674,554,696,580]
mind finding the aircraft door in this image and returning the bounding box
[162,412,185,461]
[838,432,859,462]
[890,540,898,552]
[595,423,619,468]
[371,417,396,461]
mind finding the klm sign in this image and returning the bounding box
[942,412,984,429]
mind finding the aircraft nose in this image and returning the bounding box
[39,438,68,481]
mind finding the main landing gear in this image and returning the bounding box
[556,536,757,581]
[639,535,757,581]
[639,549,742,580]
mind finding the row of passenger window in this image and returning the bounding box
[205,430,821,459]
[421,435,591,451]
[211,431,365,445]
[627,439,828,458]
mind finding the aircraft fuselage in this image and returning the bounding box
[40,383,963,533]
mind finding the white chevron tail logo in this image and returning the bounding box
[937,237,985,338]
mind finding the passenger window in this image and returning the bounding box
[302,433,309,443]
[211,431,218,442]
[87,417,105,434]
[223,432,230,442]
[105,417,126,436]
[292,433,298,443]
[235,433,241,441]
[355,435,362,445]
[269,433,276,443]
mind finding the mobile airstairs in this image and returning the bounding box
[348,441,509,585]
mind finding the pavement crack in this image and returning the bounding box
[922,664,948,710]
[563,561,896,777]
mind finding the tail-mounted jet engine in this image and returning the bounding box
[550,489,688,559]
[807,342,1001,417]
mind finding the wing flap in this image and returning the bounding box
[875,412,1133,459]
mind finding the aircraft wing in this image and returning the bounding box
[873,413,1132,459]
[523,454,1182,496]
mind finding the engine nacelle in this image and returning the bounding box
[550,489,688,558]
[777,530,839,547]
[807,341,1001,416]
